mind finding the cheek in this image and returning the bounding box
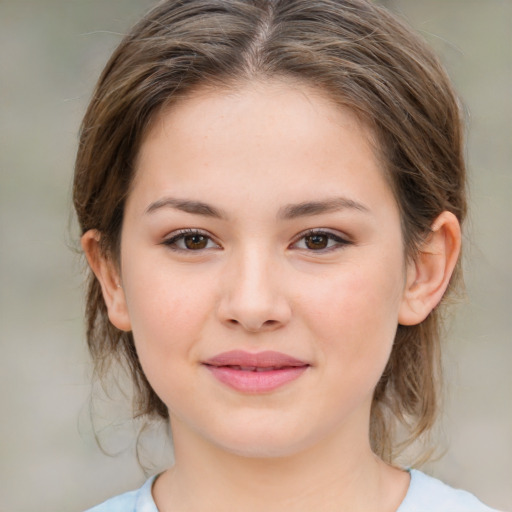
[121,256,216,357]
[121,265,217,407]
[300,257,404,364]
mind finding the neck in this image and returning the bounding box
[153,418,408,512]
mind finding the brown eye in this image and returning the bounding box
[292,230,351,252]
[184,234,208,250]
[304,234,329,250]
[163,230,219,252]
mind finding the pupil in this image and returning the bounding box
[306,234,328,250]
[185,235,207,250]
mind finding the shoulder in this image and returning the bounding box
[84,475,158,512]
[397,469,500,512]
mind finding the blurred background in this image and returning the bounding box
[0,0,510,510]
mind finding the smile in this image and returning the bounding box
[203,350,310,393]
[223,365,286,372]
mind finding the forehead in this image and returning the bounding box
[142,78,380,148]
[130,79,396,219]
[140,79,378,154]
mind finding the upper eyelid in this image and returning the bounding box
[291,228,351,243]
[165,228,213,239]
[163,228,221,247]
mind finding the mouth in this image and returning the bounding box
[214,365,295,372]
[203,350,310,393]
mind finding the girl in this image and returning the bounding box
[74,0,500,510]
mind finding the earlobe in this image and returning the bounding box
[398,211,461,326]
[81,230,132,332]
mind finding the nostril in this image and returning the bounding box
[225,317,279,332]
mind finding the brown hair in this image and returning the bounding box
[74,0,466,463]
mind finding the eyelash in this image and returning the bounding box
[162,229,352,253]
[292,229,352,253]
[162,229,220,252]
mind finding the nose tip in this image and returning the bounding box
[217,257,291,333]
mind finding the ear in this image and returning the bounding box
[81,229,132,332]
[398,211,461,326]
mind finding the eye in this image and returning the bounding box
[292,230,351,252]
[162,229,220,252]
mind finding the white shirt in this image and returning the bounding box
[85,469,499,511]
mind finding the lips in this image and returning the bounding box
[203,350,310,393]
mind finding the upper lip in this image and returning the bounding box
[203,350,309,369]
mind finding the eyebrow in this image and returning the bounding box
[145,198,227,219]
[277,197,370,220]
[145,196,370,220]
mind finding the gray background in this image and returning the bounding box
[0,1,510,510]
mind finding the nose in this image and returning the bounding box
[217,247,292,333]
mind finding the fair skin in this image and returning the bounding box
[83,80,461,512]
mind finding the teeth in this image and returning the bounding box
[229,365,280,372]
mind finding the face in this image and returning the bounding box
[112,80,412,458]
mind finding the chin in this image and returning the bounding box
[203,418,323,460]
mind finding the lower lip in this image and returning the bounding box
[205,365,308,393]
